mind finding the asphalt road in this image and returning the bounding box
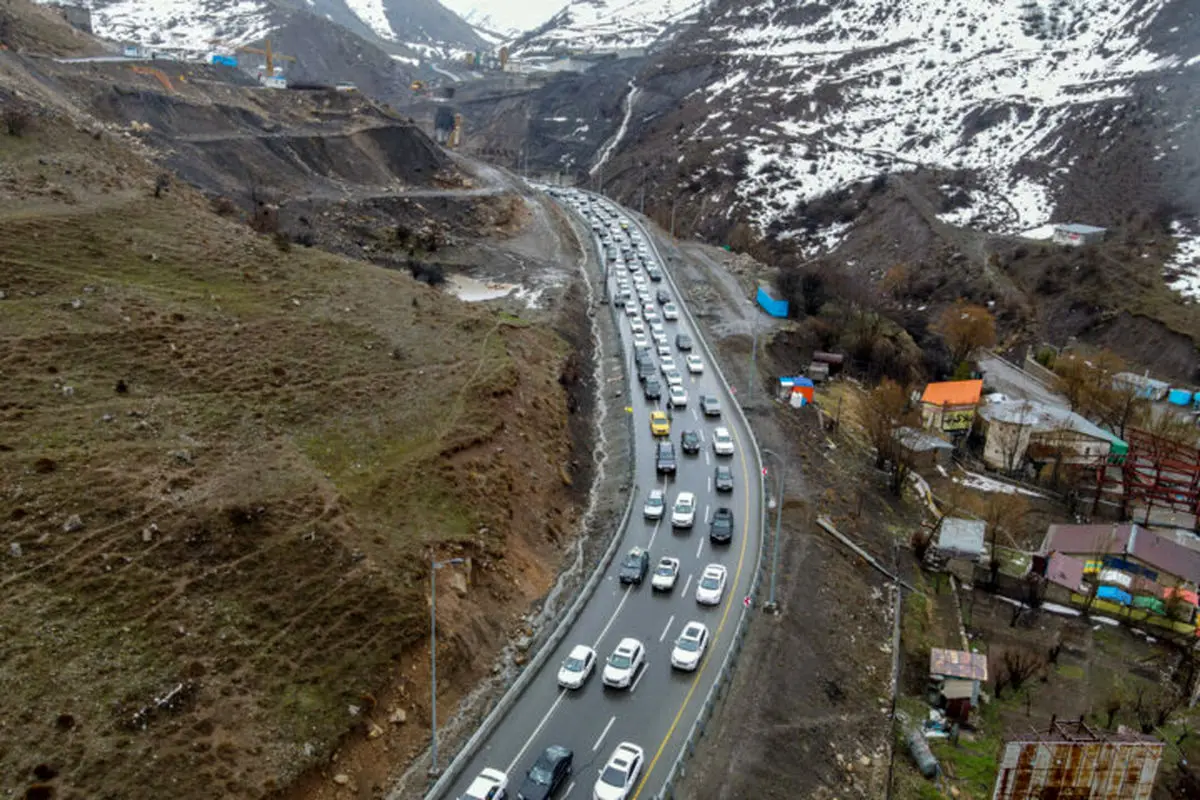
[443,197,764,800]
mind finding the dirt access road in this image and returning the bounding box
[642,222,914,799]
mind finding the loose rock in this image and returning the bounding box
[388,708,407,725]
[10,542,22,557]
[63,514,84,533]
[332,774,350,785]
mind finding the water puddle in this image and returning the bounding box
[443,273,519,302]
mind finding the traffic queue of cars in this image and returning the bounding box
[459,189,741,800]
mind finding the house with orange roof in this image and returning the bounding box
[920,379,984,434]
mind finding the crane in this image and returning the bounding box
[230,39,295,77]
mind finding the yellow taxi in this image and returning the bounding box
[649,410,670,437]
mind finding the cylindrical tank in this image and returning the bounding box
[907,728,941,779]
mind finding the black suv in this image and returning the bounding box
[680,430,701,455]
[675,333,693,351]
[618,547,650,585]
[517,745,573,800]
[656,442,677,474]
[700,394,722,417]
[657,289,671,305]
[643,377,663,400]
[637,360,657,383]
[714,464,734,492]
[647,268,662,282]
[634,345,653,364]
[710,507,734,544]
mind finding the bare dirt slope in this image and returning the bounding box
[0,25,587,800]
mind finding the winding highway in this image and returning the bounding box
[438,190,764,800]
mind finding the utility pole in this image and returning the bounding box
[429,557,465,776]
[762,449,785,613]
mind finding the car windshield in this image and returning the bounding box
[647,496,662,507]
[656,564,674,575]
[564,657,584,671]
[677,637,700,652]
[623,556,640,568]
[599,766,628,788]
[675,501,692,512]
[529,763,553,784]
[684,432,697,442]
[700,576,720,590]
[610,653,632,669]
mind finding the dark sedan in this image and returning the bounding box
[680,430,701,454]
[710,507,734,543]
[714,465,734,492]
[517,745,573,800]
[643,377,663,400]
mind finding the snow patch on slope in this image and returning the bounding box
[65,0,272,50]
[519,0,702,54]
[345,0,397,41]
[1166,221,1200,301]
[704,0,1179,235]
[439,0,564,39]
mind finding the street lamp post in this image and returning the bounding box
[762,449,785,613]
[429,557,465,776]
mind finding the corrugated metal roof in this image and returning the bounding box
[1055,223,1107,234]
[1045,552,1086,592]
[929,648,988,680]
[894,426,954,453]
[936,517,986,558]
[921,379,983,407]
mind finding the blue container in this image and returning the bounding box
[211,54,238,67]
[1169,388,1193,406]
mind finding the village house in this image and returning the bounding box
[1037,523,1200,618]
[975,399,1127,473]
[920,379,983,435]
[894,426,955,470]
[928,648,988,725]
[1112,371,1171,401]
[1052,223,1107,247]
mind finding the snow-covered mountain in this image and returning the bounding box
[513,0,703,56]
[599,0,1198,245]
[437,0,563,42]
[43,0,484,59]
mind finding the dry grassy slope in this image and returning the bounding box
[0,117,578,799]
[0,0,107,57]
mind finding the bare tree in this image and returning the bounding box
[984,493,1030,586]
[934,299,997,367]
[861,379,918,494]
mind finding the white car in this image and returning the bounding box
[670,622,710,671]
[649,321,665,338]
[651,557,680,591]
[664,368,684,387]
[651,329,667,346]
[656,343,672,357]
[695,564,728,606]
[629,317,645,334]
[557,644,597,690]
[662,303,679,321]
[660,355,677,374]
[668,385,688,408]
[602,638,645,689]
[461,767,508,800]
[670,491,696,528]
[712,427,735,456]
[643,489,665,520]
[593,742,645,800]
[632,332,649,349]
[626,261,639,272]
[643,308,660,324]
[624,301,639,317]
[686,355,704,374]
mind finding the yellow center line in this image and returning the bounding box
[632,424,754,798]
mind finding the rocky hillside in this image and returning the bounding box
[0,4,591,800]
[512,0,702,56]
[564,0,1200,380]
[34,0,485,60]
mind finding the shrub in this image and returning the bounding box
[3,106,32,137]
[272,231,292,252]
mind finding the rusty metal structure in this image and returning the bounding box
[992,717,1163,800]
[1086,428,1200,525]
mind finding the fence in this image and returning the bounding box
[652,210,769,799]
